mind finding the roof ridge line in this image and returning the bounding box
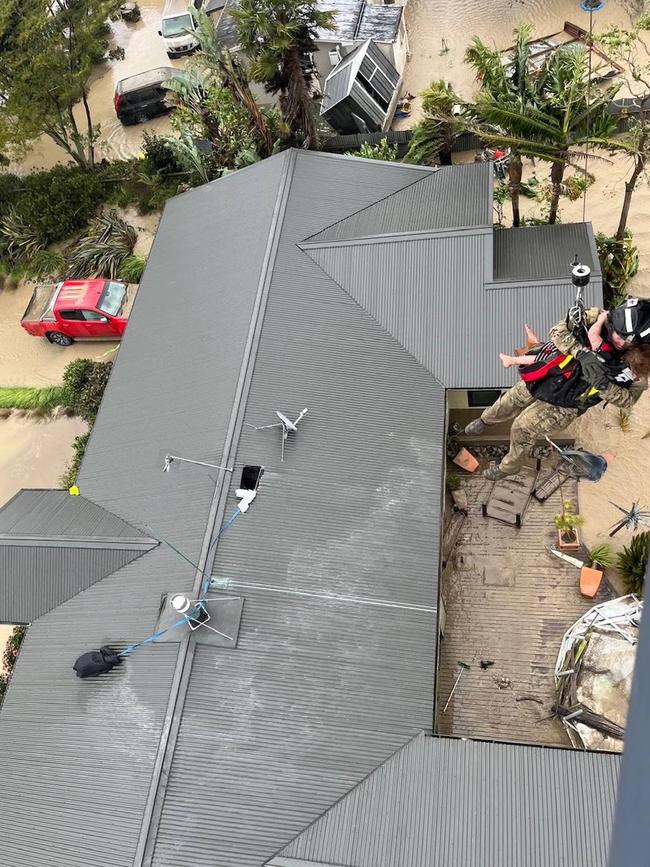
[265,732,427,865]
[301,223,491,249]
[302,169,438,244]
[302,246,445,388]
[0,534,158,550]
[134,149,299,867]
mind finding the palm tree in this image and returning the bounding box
[192,9,278,158]
[230,0,334,149]
[465,25,537,226]
[466,29,620,225]
[404,80,464,166]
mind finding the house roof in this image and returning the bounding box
[216,0,402,50]
[607,545,650,867]
[0,490,156,623]
[0,151,606,867]
[316,0,402,43]
[493,223,598,283]
[268,733,620,867]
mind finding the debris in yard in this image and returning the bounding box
[480,659,495,669]
[442,660,471,712]
[608,500,650,536]
[494,676,512,689]
[547,547,584,569]
[516,694,543,705]
[544,435,608,482]
[554,594,641,750]
[452,447,479,473]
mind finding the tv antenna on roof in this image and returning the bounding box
[245,408,308,462]
[163,454,233,473]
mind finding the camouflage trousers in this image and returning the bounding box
[480,381,579,475]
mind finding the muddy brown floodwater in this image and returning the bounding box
[0,414,88,508]
[400,0,636,122]
[17,0,185,173]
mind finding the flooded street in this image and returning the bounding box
[0,415,87,508]
[400,0,635,119]
[0,282,120,387]
[17,0,187,172]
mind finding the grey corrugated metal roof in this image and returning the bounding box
[317,0,364,40]
[0,150,609,867]
[356,3,401,41]
[217,0,390,49]
[151,149,443,867]
[306,162,493,242]
[0,489,155,623]
[270,733,619,867]
[494,224,598,282]
[607,545,650,867]
[0,544,149,623]
[0,545,190,867]
[0,489,145,537]
[0,154,293,867]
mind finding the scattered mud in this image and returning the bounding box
[0,415,88,508]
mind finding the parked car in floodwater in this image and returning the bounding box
[21,279,136,346]
[113,67,189,126]
[158,0,203,57]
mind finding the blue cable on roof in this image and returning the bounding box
[121,507,242,657]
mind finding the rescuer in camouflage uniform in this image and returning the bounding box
[466,305,649,479]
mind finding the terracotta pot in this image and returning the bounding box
[557,528,581,551]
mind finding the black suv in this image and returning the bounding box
[113,67,188,126]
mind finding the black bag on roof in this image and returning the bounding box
[73,645,122,678]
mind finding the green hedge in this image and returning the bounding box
[62,359,113,423]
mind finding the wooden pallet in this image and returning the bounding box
[482,465,538,527]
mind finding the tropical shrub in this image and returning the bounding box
[617,531,649,596]
[25,250,66,280]
[62,359,113,423]
[0,166,105,257]
[596,231,639,308]
[141,131,184,176]
[67,211,137,278]
[588,542,616,570]
[347,138,398,161]
[117,254,146,283]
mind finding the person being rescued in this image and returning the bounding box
[464,298,650,481]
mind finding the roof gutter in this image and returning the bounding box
[133,150,298,867]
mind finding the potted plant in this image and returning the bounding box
[554,500,584,550]
[580,542,615,598]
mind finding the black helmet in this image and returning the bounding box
[608,298,650,345]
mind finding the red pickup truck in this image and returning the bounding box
[21,279,136,346]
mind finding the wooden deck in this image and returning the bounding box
[437,472,613,746]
